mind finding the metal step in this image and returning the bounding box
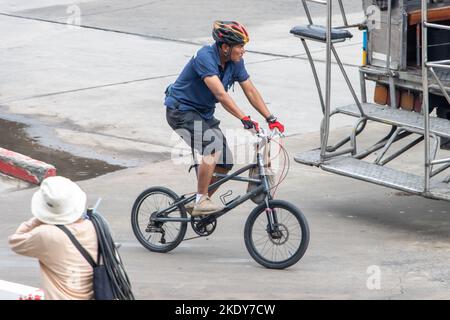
[337,103,450,138]
[429,181,450,201]
[321,157,424,195]
[295,148,450,200]
[294,148,322,167]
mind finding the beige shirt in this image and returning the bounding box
[9,217,98,300]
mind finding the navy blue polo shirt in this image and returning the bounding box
[164,44,250,120]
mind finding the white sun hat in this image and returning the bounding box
[31,176,87,225]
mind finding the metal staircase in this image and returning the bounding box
[292,0,450,201]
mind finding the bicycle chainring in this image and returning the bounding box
[191,216,217,236]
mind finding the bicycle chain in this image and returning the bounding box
[182,235,207,241]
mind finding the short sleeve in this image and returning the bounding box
[234,59,250,83]
[192,50,219,80]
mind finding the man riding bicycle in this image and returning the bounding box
[165,20,285,217]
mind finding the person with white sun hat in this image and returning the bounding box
[9,176,98,300]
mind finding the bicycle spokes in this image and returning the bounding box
[251,206,304,264]
[132,189,187,251]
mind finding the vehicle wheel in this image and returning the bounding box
[244,200,310,269]
[131,186,187,253]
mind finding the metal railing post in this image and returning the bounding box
[422,0,430,192]
[321,0,332,159]
[386,0,397,108]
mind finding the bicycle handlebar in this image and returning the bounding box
[255,127,285,140]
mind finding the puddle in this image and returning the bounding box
[0,118,125,181]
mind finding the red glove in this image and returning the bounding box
[267,115,285,133]
[241,116,260,132]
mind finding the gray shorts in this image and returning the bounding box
[166,107,234,170]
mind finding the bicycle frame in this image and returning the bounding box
[132,129,308,269]
[153,131,278,223]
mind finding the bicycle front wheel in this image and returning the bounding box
[131,186,188,253]
[244,200,310,269]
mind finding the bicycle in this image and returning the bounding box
[131,128,310,269]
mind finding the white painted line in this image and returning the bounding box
[0,280,39,295]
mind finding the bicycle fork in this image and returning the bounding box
[265,207,282,239]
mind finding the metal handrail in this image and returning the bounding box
[426,62,450,70]
[431,158,450,165]
[424,22,450,31]
[427,59,450,65]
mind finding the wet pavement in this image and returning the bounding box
[0,118,124,181]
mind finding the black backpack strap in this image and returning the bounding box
[56,225,97,268]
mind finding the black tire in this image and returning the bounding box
[244,200,310,269]
[131,186,188,253]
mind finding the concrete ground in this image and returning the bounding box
[1,0,450,300]
[0,174,31,193]
[2,127,450,300]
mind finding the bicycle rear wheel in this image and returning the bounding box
[244,200,310,269]
[131,186,187,253]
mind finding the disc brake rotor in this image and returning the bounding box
[268,223,289,245]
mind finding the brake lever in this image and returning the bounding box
[272,128,285,138]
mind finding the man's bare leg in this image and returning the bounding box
[208,166,230,197]
[191,152,223,216]
[197,153,220,195]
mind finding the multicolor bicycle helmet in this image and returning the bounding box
[212,20,249,45]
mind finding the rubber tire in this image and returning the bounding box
[244,200,310,269]
[131,186,188,253]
